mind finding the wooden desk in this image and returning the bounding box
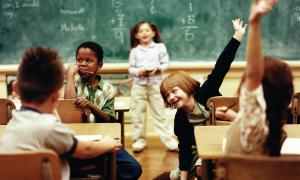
[194,124,300,159]
[194,124,300,180]
[115,96,130,146]
[0,123,120,180]
[68,123,120,180]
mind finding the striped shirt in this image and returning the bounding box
[187,102,210,126]
[75,74,115,122]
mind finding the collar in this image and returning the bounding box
[20,106,41,113]
[81,74,104,91]
[137,41,156,50]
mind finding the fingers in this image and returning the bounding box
[74,98,89,109]
[105,136,122,151]
[232,19,247,30]
[67,64,79,75]
[257,0,278,14]
[216,106,228,111]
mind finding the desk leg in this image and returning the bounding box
[117,112,125,146]
[202,159,214,180]
[111,151,116,180]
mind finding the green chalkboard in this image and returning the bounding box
[0,0,299,64]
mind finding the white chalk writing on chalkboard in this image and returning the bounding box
[2,0,39,19]
[61,23,85,32]
[180,2,199,41]
[295,6,300,23]
[111,0,126,45]
[150,0,156,15]
[60,8,85,15]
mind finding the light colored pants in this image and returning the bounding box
[130,84,177,148]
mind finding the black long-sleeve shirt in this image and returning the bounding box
[174,38,241,171]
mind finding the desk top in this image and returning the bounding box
[0,123,120,139]
[115,96,129,112]
[194,124,300,159]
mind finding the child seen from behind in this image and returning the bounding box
[0,47,122,180]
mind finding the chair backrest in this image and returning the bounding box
[0,150,61,180]
[291,92,300,124]
[0,98,16,125]
[56,99,84,123]
[215,155,300,180]
[207,96,239,125]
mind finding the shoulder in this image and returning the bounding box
[13,111,62,132]
[130,46,139,53]
[155,43,167,49]
[100,79,115,96]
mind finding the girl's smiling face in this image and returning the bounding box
[135,23,155,46]
[166,86,191,109]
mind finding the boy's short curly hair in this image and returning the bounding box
[17,47,64,104]
[76,41,104,64]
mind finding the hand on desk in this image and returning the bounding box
[215,106,237,121]
[102,136,122,152]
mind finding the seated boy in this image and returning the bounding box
[65,41,142,180]
[0,47,122,180]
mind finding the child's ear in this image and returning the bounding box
[97,62,103,74]
[50,90,60,105]
[13,80,20,96]
[151,31,156,38]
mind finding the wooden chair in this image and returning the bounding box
[0,150,61,180]
[0,98,16,125]
[56,99,84,123]
[215,155,300,180]
[206,96,239,125]
[291,92,300,124]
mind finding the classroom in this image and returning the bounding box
[0,0,300,179]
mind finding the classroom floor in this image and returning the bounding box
[124,135,178,180]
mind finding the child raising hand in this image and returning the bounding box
[157,19,246,180]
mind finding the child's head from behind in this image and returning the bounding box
[17,47,64,104]
[130,21,162,48]
[160,71,200,109]
[75,41,103,77]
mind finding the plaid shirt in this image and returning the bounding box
[75,74,115,122]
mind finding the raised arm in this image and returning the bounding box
[198,19,246,104]
[245,0,277,91]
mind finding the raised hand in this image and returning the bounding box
[67,64,79,77]
[232,18,247,42]
[249,0,278,22]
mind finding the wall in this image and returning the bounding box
[1,61,300,98]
